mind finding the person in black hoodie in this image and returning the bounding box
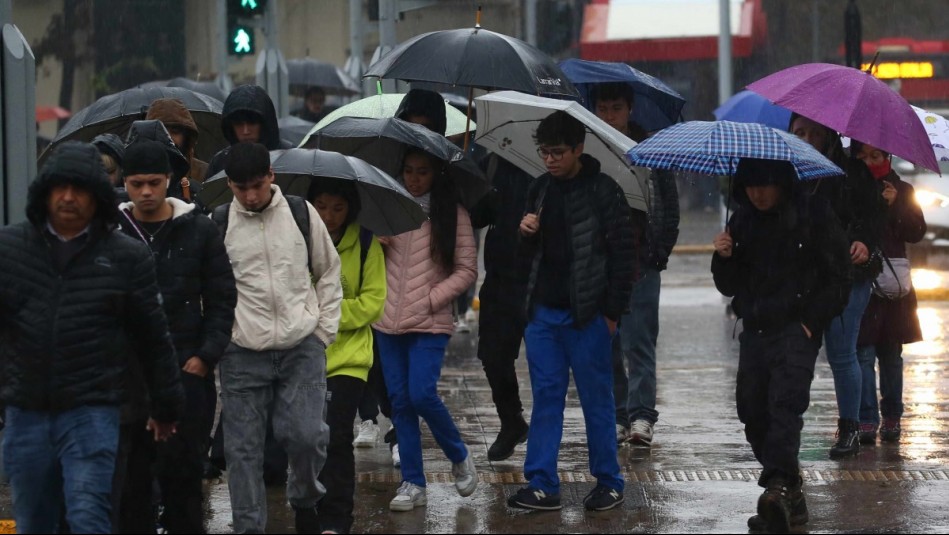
[115,140,237,533]
[789,114,887,458]
[206,85,292,179]
[125,119,200,203]
[508,111,636,513]
[712,158,852,533]
[0,141,184,534]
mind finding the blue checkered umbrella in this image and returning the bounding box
[625,120,844,180]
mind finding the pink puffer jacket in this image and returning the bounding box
[374,206,477,335]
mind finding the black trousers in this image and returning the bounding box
[317,375,366,534]
[737,323,819,487]
[357,336,392,424]
[118,373,212,534]
[113,421,155,534]
[477,281,527,425]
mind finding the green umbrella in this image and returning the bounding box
[302,93,476,146]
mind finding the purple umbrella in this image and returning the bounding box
[747,63,939,173]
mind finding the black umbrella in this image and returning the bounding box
[364,11,579,149]
[40,86,227,165]
[198,148,426,236]
[287,58,361,96]
[138,78,227,102]
[306,117,489,209]
[278,116,316,147]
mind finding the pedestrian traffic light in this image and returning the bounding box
[226,0,265,56]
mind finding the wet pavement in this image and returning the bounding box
[197,244,949,533]
[3,210,948,533]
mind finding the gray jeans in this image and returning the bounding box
[220,335,329,534]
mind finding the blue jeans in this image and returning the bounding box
[523,306,623,495]
[620,269,661,425]
[376,332,468,487]
[823,279,872,421]
[3,405,120,534]
[857,343,904,426]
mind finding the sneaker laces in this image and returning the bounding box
[630,420,652,435]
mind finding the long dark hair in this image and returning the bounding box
[308,178,362,228]
[409,149,459,271]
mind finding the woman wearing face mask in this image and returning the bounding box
[788,114,887,459]
[373,148,479,513]
[308,179,387,535]
[851,141,926,447]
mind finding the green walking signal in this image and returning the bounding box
[226,0,265,56]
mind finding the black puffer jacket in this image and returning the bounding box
[0,206,184,422]
[118,199,237,368]
[641,169,680,271]
[712,172,852,336]
[206,85,293,178]
[519,154,637,326]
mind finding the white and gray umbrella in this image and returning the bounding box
[474,91,650,212]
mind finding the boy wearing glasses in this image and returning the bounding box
[509,111,636,511]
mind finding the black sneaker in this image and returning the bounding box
[829,418,860,459]
[507,486,562,511]
[755,477,794,534]
[292,505,320,534]
[488,417,529,461]
[583,485,624,511]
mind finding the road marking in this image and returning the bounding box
[356,469,949,484]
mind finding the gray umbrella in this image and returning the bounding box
[287,58,361,96]
[198,148,426,236]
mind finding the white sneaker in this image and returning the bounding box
[464,309,477,323]
[389,481,426,512]
[616,424,629,444]
[455,318,471,333]
[353,420,379,448]
[627,419,654,447]
[392,444,401,467]
[451,451,478,497]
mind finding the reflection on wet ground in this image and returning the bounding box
[195,295,949,533]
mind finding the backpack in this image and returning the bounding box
[212,195,313,273]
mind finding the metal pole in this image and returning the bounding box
[525,0,537,46]
[215,0,232,94]
[348,0,367,97]
[717,0,732,106]
[811,0,820,62]
[378,0,397,92]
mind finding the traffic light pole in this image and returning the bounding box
[216,0,233,95]
[1,0,36,225]
[256,0,289,117]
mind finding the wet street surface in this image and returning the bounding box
[197,249,949,533]
[3,211,948,533]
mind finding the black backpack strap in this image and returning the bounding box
[285,195,313,274]
[211,203,230,238]
[357,227,374,291]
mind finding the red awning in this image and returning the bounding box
[580,0,767,63]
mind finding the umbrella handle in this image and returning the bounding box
[463,87,475,152]
[182,180,192,202]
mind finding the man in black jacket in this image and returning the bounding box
[712,158,852,533]
[206,85,293,179]
[508,111,636,512]
[0,141,184,534]
[116,140,237,533]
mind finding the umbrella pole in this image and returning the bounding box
[464,86,474,152]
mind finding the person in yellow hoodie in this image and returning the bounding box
[309,179,387,535]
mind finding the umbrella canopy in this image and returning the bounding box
[306,117,489,209]
[914,105,949,163]
[364,27,579,99]
[474,90,650,212]
[625,121,844,180]
[199,149,426,236]
[287,58,361,96]
[166,77,228,102]
[558,58,685,132]
[747,63,939,173]
[36,105,71,123]
[40,86,226,165]
[303,93,476,143]
[278,116,316,147]
[713,90,792,131]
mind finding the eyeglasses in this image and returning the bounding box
[536,146,573,161]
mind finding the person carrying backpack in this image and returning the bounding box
[213,142,342,534]
[308,180,387,534]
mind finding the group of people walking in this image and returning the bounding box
[0,70,925,535]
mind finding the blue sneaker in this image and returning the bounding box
[507,486,562,511]
[583,485,624,511]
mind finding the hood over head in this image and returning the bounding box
[91,133,125,165]
[125,120,191,181]
[732,157,797,205]
[221,85,283,149]
[396,88,447,137]
[145,98,199,135]
[27,141,119,229]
